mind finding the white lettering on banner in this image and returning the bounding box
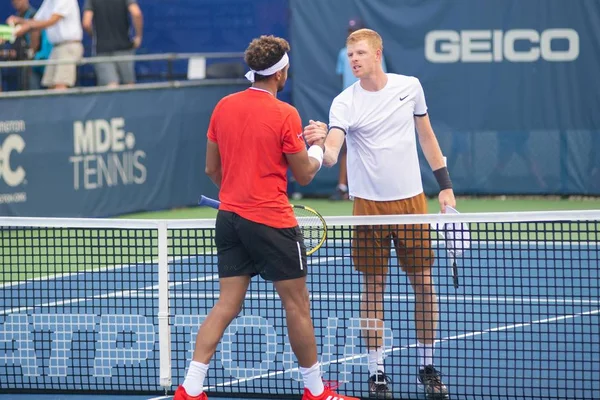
[0,120,26,134]
[0,192,27,204]
[425,29,580,63]
[69,118,147,190]
[0,120,28,203]
[0,134,26,187]
[0,313,392,381]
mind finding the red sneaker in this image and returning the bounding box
[173,385,208,400]
[302,387,359,400]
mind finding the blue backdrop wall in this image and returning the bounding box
[0,84,245,217]
[290,0,600,196]
[1,0,599,218]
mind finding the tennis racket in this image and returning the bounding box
[198,195,327,255]
[435,229,459,289]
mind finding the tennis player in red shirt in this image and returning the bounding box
[173,35,358,400]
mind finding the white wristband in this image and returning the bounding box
[307,145,324,170]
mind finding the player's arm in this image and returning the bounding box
[415,114,446,171]
[286,145,324,186]
[304,96,349,167]
[415,114,456,211]
[303,120,344,167]
[284,110,323,186]
[324,128,345,167]
[205,139,222,188]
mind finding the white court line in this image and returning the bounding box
[0,256,343,315]
[0,267,219,316]
[2,238,596,289]
[39,291,595,306]
[205,307,600,390]
[0,252,336,291]
[163,292,600,305]
[0,259,158,289]
[308,255,347,265]
[146,396,171,400]
[0,253,217,289]
[326,238,599,248]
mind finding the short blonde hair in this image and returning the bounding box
[347,28,383,52]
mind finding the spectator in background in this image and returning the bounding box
[331,18,388,201]
[0,42,9,92]
[0,38,10,92]
[82,0,143,87]
[9,0,53,90]
[8,0,83,90]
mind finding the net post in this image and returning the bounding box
[158,221,172,389]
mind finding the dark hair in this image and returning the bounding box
[244,35,290,82]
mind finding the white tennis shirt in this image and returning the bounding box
[34,0,83,44]
[329,73,428,201]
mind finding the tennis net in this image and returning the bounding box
[0,210,598,399]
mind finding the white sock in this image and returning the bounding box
[299,362,324,396]
[337,183,348,192]
[182,361,209,396]
[417,342,434,368]
[368,348,385,376]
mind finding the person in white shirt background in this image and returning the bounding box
[8,0,83,90]
[304,28,455,400]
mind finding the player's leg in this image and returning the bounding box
[405,265,447,399]
[395,193,448,400]
[404,266,438,363]
[190,276,251,363]
[240,219,358,400]
[175,210,255,400]
[352,198,393,398]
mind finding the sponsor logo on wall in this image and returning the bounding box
[0,120,27,204]
[425,29,580,63]
[69,118,147,191]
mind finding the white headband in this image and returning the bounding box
[245,53,289,83]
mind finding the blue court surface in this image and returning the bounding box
[1,239,598,400]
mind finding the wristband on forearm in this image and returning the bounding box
[307,145,324,170]
[433,166,452,190]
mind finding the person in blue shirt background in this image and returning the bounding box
[6,0,53,90]
[331,18,387,200]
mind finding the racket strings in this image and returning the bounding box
[294,208,326,253]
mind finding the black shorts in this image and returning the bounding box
[214,210,308,281]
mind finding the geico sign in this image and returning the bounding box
[0,134,26,187]
[425,29,579,63]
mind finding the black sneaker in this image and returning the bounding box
[418,365,449,400]
[368,371,392,398]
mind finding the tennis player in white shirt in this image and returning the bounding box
[304,28,455,400]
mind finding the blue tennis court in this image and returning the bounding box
[1,238,598,400]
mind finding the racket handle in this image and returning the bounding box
[198,195,220,209]
[452,261,459,289]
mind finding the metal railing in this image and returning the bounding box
[0,52,247,97]
[0,51,248,97]
[0,51,245,68]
